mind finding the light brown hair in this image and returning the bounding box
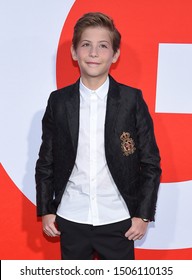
[72,12,121,53]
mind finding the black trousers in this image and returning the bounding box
[56,216,134,260]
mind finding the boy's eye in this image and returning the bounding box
[81,43,90,47]
[99,44,108,49]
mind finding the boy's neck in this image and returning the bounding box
[81,75,108,91]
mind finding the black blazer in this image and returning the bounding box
[35,76,161,221]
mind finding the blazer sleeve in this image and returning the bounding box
[134,90,162,221]
[35,93,55,216]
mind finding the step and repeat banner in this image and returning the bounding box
[0,0,192,259]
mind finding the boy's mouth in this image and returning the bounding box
[86,62,100,66]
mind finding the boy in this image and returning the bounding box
[35,12,161,260]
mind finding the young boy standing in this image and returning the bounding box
[35,12,161,260]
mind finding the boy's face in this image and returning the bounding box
[71,27,120,85]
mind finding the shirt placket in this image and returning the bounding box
[89,92,98,224]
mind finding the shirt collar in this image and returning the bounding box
[80,76,109,100]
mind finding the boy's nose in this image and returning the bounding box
[89,46,99,57]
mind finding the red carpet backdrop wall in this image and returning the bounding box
[0,0,192,260]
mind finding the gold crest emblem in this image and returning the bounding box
[120,132,136,156]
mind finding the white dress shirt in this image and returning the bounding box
[57,76,130,225]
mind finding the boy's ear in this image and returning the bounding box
[112,49,120,63]
[71,45,78,61]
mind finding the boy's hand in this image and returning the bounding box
[42,214,61,237]
[125,217,149,240]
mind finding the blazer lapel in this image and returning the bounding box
[65,80,80,153]
[105,76,121,142]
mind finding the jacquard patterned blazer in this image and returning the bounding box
[35,76,161,221]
